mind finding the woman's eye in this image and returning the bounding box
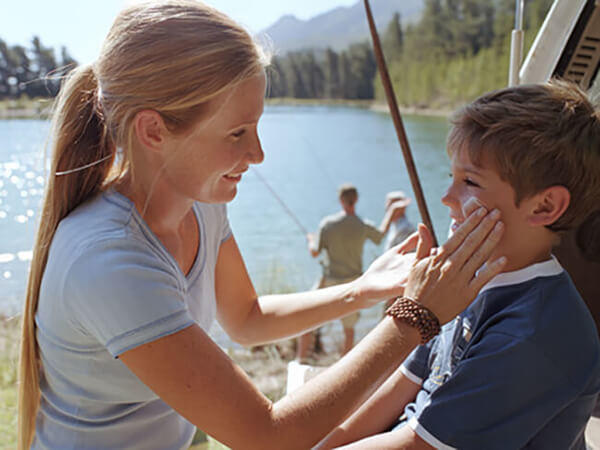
[231,129,246,138]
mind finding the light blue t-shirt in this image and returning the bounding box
[33,189,231,449]
[399,257,600,449]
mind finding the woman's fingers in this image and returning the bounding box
[440,206,487,255]
[461,220,504,277]
[448,209,501,270]
[462,196,485,219]
[469,256,507,293]
[415,224,433,260]
[392,231,419,254]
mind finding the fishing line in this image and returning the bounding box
[301,135,337,190]
[251,167,309,236]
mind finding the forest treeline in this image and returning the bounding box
[1,0,554,108]
[0,36,77,99]
[268,0,554,108]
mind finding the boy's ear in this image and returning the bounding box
[526,186,570,227]
[133,110,169,152]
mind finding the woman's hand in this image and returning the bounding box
[405,203,506,324]
[351,234,419,308]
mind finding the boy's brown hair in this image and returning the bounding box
[448,79,600,232]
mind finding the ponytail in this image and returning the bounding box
[17,64,116,449]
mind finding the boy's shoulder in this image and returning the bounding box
[473,260,589,337]
[467,260,600,386]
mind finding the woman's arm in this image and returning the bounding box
[215,233,419,346]
[120,314,420,450]
[120,207,505,449]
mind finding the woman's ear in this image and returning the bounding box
[133,110,169,152]
[526,186,570,227]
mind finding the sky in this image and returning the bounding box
[1,0,358,64]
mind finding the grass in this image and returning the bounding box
[0,316,19,449]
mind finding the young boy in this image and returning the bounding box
[318,80,600,449]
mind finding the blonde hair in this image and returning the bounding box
[18,1,268,447]
[447,79,600,232]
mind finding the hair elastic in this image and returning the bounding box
[55,154,113,176]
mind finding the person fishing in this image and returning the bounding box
[298,184,408,359]
[17,2,506,449]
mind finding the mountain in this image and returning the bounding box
[261,0,423,54]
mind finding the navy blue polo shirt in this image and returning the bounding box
[400,257,600,449]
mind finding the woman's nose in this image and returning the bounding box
[248,132,264,164]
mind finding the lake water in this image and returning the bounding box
[0,105,452,348]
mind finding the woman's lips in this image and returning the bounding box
[224,174,242,182]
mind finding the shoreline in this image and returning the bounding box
[266,98,453,118]
[369,102,453,118]
[0,98,52,120]
[0,98,453,120]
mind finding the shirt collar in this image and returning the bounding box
[479,255,564,295]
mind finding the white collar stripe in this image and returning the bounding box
[479,256,564,295]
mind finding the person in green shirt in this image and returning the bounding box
[299,184,404,358]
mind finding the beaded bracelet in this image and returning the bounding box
[385,296,441,344]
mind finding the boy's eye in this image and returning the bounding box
[464,178,480,187]
[231,129,246,138]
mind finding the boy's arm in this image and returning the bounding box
[335,426,434,449]
[316,365,422,449]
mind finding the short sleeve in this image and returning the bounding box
[217,204,232,244]
[65,240,195,357]
[363,219,384,245]
[401,340,434,385]
[316,218,328,253]
[411,332,574,450]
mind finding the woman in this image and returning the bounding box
[18,2,505,449]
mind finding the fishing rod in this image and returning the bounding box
[363,0,438,246]
[250,167,309,236]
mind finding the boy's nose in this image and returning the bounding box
[441,185,458,209]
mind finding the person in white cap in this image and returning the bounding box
[385,191,416,251]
